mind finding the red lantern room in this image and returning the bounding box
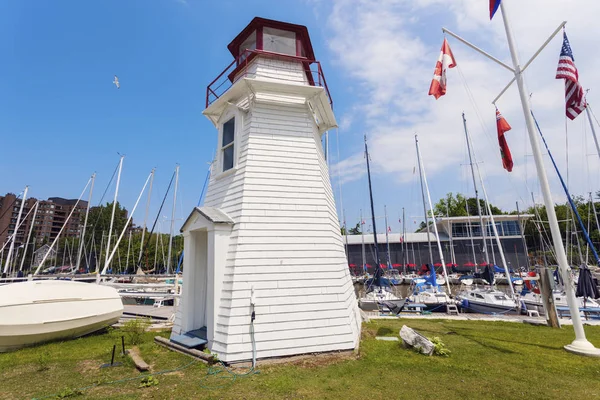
[227,17,316,62]
[206,17,331,110]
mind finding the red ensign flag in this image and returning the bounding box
[496,109,513,172]
[428,38,457,99]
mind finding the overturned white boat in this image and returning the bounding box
[0,280,123,352]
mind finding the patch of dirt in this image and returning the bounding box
[285,352,357,369]
[77,359,99,374]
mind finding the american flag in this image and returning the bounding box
[556,32,586,120]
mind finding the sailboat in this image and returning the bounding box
[454,114,520,314]
[405,135,454,311]
[357,136,405,313]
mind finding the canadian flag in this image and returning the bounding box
[428,38,457,99]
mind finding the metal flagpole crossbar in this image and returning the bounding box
[442,1,599,356]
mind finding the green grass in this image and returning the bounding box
[2,320,600,399]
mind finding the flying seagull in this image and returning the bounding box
[113,75,120,89]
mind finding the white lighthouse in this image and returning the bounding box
[171,17,361,363]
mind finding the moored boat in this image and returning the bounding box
[456,287,520,314]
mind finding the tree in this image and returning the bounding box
[348,223,362,235]
[434,192,504,218]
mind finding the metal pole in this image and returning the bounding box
[139,169,155,265]
[126,230,132,272]
[364,136,382,287]
[492,21,567,105]
[474,158,515,295]
[415,135,451,292]
[361,210,366,272]
[384,205,391,267]
[585,105,600,163]
[441,28,514,72]
[463,113,491,266]
[166,165,180,274]
[402,207,407,274]
[4,186,28,275]
[76,173,95,272]
[516,201,531,269]
[416,137,435,267]
[19,201,38,272]
[466,202,478,269]
[499,1,598,355]
[104,156,124,275]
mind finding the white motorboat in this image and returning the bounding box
[0,280,123,352]
[456,287,520,315]
[520,291,600,315]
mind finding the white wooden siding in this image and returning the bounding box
[192,82,359,362]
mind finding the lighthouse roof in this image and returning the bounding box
[180,206,234,233]
[227,17,316,61]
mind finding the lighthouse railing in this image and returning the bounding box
[206,48,332,108]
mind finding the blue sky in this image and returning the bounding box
[2,0,600,234]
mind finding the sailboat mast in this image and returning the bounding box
[343,210,349,258]
[416,138,435,267]
[364,136,382,286]
[167,165,180,274]
[104,155,124,275]
[402,207,407,273]
[3,186,28,276]
[126,230,132,272]
[139,168,155,267]
[465,202,478,269]
[415,135,451,292]
[516,201,530,269]
[384,205,391,267]
[19,200,39,272]
[446,202,456,265]
[499,1,595,351]
[360,210,366,271]
[592,193,600,251]
[462,113,490,266]
[473,155,515,295]
[585,104,600,163]
[76,173,95,272]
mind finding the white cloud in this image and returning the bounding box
[323,0,600,211]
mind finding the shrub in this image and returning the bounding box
[121,318,151,345]
[139,376,159,388]
[429,336,450,357]
[36,350,51,372]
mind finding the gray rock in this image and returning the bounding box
[399,325,435,356]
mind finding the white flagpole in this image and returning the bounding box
[499,1,599,356]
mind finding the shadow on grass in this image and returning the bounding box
[376,327,394,336]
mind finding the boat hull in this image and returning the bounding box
[459,300,519,315]
[0,280,123,352]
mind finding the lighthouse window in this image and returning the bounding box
[238,31,256,62]
[263,27,296,56]
[222,117,235,172]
